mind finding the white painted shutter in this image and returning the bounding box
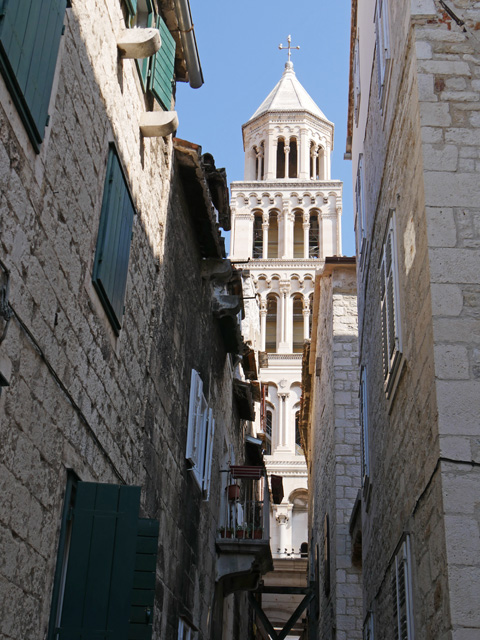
[202,410,215,500]
[186,369,207,489]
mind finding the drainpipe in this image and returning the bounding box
[174,0,204,88]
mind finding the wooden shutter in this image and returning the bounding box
[202,409,215,500]
[93,148,135,334]
[381,216,401,390]
[186,369,208,490]
[392,539,414,640]
[149,16,175,110]
[360,366,369,482]
[0,0,66,150]
[125,0,138,16]
[129,518,159,640]
[57,483,141,640]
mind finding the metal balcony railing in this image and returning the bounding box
[218,466,270,542]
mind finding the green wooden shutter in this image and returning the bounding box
[0,0,66,150]
[125,0,137,17]
[57,483,141,640]
[128,519,159,640]
[93,148,135,335]
[149,16,175,110]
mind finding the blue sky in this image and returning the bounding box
[175,0,355,256]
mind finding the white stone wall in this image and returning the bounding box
[308,264,362,640]
[350,0,480,637]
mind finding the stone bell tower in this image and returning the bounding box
[230,41,343,633]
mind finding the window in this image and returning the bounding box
[375,0,391,106]
[0,0,67,152]
[267,212,278,258]
[353,37,361,125]
[48,478,159,640]
[309,213,320,258]
[392,537,414,640]
[276,138,286,179]
[265,294,278,353]
[364,612,375,640]
[380,213,402,397]
[360,365,370,484]
[292,295,304,353]
[186,369,215,497]
[288,137,298,179]
[356,154,367,267]
[265,409,272,454]
[92,147,135,335]
[293,212,303,258]
[178,618,195,640]
[125,1,176,110]
[253,213,263,258]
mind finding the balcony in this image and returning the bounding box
[216,466,273,595]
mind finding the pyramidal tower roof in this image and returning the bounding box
[247,61,328,123]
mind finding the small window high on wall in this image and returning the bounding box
[265,295,278,353]
[253,213,263,258]
[268,212,279,258]
[309,213,320,258]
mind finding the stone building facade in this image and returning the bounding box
[0,1,271,639]
[347,0,480,638]
[300,258,362,640]
[230,58,343,637]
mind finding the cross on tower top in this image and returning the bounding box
[278,35,300,63]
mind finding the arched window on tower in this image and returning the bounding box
[293,211,303,258]
[289,137,298,179]
[252,212,263,258]
[310,142,316,179]
[255,141,265,181]
[292,295,304,353]
[276,138,286,179]
[268,212,278,258]
[309,213,320,258]
[265,294,278,353]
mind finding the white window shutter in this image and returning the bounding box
[392,538,414,640]
[360,366,369,482]
[186,369,207,489]
[203,410,215,500]
[364,612,374,640]
[380,215,402,393]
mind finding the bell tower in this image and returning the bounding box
[230,45,343,634]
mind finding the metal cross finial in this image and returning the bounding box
[278,35,300,62]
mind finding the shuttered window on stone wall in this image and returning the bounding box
[49,481,159,640]
[359,365,370,484]
[186,369,215,497]
[149,15,176,110]
[392,537,414,640]
[93,147,135,335]
[380,213,402,397]
[355,154,367,269]
[363,612,375,640]
[375,0,391,106]
[353,37,361,125]
[0,0,67,152]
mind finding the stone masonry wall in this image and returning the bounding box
[309,264,362,640]
[0,2,243,639]
[414,2,480,635]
